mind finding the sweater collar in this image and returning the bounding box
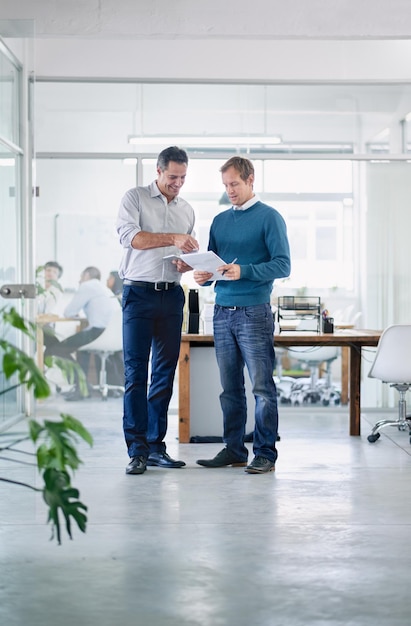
[233,194,260,211]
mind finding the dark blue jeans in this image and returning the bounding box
[213,303,278,463]
[122,284,185,458]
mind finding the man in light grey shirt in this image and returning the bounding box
[117,146,199,475]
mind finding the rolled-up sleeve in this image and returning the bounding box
[116,189,141,248]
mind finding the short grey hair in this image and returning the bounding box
[157,146,188,171]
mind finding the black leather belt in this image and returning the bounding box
[219,305,245,310]
[123,280,178,291]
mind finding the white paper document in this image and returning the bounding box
[163,251,230,281]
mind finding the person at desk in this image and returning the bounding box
[37,260,64,314]
[117,145,198,475]
[44,265,120,401]
[194,155,291,474]
[103,270,124,391]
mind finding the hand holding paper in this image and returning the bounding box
[163,250,231,281]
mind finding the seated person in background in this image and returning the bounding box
[37,260,64,315]
[107,270,123,300]
[102,271,124,392]
[44,265,120,401]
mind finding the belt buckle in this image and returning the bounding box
[228,306,237,311]
[154,282,169,291]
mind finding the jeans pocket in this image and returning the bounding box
[244,304,268,320]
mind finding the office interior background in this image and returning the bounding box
[2,1,411,427]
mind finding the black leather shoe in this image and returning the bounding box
[196,447,247,468]
[126,455,147,474]
[245,456,275,474]
[147,452,186,468]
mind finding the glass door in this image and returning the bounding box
[0,37,29,429]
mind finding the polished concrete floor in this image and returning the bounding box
[1,396,411,626]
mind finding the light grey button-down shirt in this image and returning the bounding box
[116,181,196,282]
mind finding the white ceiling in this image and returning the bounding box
[2,0,411,39]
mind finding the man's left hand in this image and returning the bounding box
[174,259,193,274]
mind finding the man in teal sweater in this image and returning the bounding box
[195,156,291,473]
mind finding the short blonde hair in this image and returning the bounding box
[220,156,254,182]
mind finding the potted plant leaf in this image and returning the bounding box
[0,305,92,545]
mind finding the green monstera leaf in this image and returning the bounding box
[42,468,88,544]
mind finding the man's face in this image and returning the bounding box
[157,161,188,201]
[44,266,60,282]
[222,166,254,207]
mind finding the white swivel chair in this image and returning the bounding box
[78,306,124,401]
[287,346,341,406]
[367,324,411,443]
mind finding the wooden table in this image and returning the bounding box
[178,329,381,443]
[36,314,87,370]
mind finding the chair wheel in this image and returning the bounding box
[367,433,380,443]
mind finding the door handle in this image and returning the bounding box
[0,284,36,299]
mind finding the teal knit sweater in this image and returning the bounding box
[209,201,291,307]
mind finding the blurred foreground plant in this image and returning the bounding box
[0,305,93,544]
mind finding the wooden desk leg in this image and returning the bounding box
[178,341,191,443]
[349,346,361,436]
[340,346,349,405]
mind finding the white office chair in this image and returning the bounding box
[287,346,341,406]
[78,306,124,401]
[367,324,411,443]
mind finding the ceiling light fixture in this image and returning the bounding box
[128,135,282,147]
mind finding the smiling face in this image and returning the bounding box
[156,160,188,202]
[221,165,254,207]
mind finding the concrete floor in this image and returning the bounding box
[1,397,411,626]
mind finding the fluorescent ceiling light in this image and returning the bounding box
[0,158,15,166]
[128,135,282,146]
[122,158,138,165]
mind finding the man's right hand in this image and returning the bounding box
[173,234,199,253]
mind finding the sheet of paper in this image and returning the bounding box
[163,251,230,281]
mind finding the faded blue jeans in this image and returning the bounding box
[213,303,278,463]
[122,283,185,458]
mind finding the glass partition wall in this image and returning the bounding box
[36,80,411,314]
[33,79,411,408]
[0,39,24,427]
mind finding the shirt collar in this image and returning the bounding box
[233,194,260,211]
[150,180,179,204]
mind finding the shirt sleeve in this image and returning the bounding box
[64,284,90,318]
[116,188,141,249]
[240,212,291,282]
